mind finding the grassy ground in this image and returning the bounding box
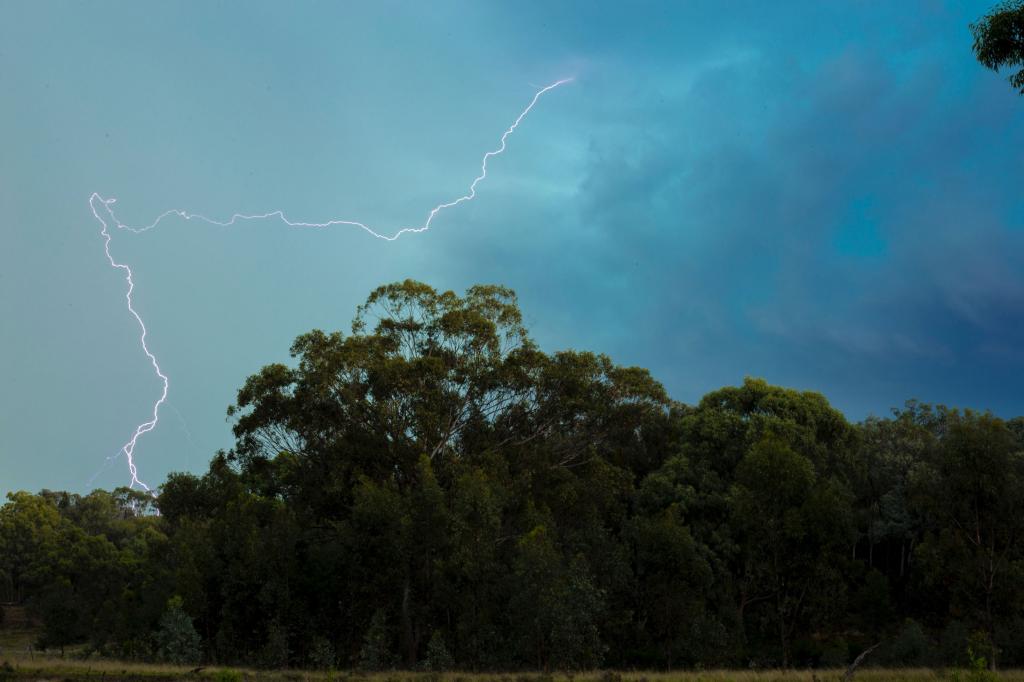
[2,660,1024,682]
[0,616,1018,682]
[0,606,35,655]
[0,628,35,655]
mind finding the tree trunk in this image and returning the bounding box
[777,593,789,669]
[843,642,882,682]
[401,577,415,666]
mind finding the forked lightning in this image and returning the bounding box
[89,78,573,491]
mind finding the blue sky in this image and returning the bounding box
[2,1,1022,494]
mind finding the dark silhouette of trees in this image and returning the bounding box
[2,281,1023,669]
[972,1,1024,93]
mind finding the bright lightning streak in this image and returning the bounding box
[90,77,572,490]
[90,197,166,492]
[94,78,573,240]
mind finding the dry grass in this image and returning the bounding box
[0,607,37,655]
[0,623,1020,682]
[2,661,1024,682]
[0,628,35,654]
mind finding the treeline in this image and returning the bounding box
[2,281,1024,671]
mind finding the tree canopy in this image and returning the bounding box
[972,0,1024,93]
[2,280,1023,670]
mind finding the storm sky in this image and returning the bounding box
[2,1,1022,494]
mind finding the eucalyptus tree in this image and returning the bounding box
[972,1,1024,93]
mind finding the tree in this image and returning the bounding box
[679,377,856,480]
[228,280,540,500]
[444,467,507,668]
[0,492,64,604]
[628,455,724,667]
[359,609,396,671]
[155,596,201,665]
[730,435,854,668]
[14,278,1024,669]
[849,406,934,584]
[507,526,606,670]
[669,378,856,664]
[911,410,1024,668]
[224,280,666,666]
[423,629,455,671]
[972,1,1024,93]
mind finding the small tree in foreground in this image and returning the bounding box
[359,609,396,671]
[424,629,455,671]
[155,596,201,665]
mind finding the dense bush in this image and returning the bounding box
[155,597,201,665]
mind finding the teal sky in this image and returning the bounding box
[2,1,1023,495]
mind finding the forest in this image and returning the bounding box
[2,280,1023,672]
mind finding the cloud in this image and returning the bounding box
[522,24,1024,416]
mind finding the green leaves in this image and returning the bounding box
[9,279,1024,669]
[155,596,201,665]
[972,1,1024,93]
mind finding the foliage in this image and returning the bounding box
[211,669,243,682]
[878,619,934,667]
[972,1,1024,93]
[950,646,1000,682]
[3,281,1024,670]
[260,621,290,669]
[155,596,201,665]
[423,630,454,671]
[308,636,336,670]
[360,609,396,671]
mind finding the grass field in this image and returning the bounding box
[0,628,34,655]
[2,658,1024,682]
[2,612,1019,682]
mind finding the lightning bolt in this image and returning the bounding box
[90,77,572,490]
[91,197,167,492]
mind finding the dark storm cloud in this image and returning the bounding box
[545,31,1024,417]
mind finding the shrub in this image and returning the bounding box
[941,621,970,667]
[154,596,201,665]
[884,619,935,667]
[359,609,396,671]
[819,638,849,668]
[212,669,243,682]
[259,621,290,669]
[308,636,336,670]
[424,629,454,671]
[949,646,998,682]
